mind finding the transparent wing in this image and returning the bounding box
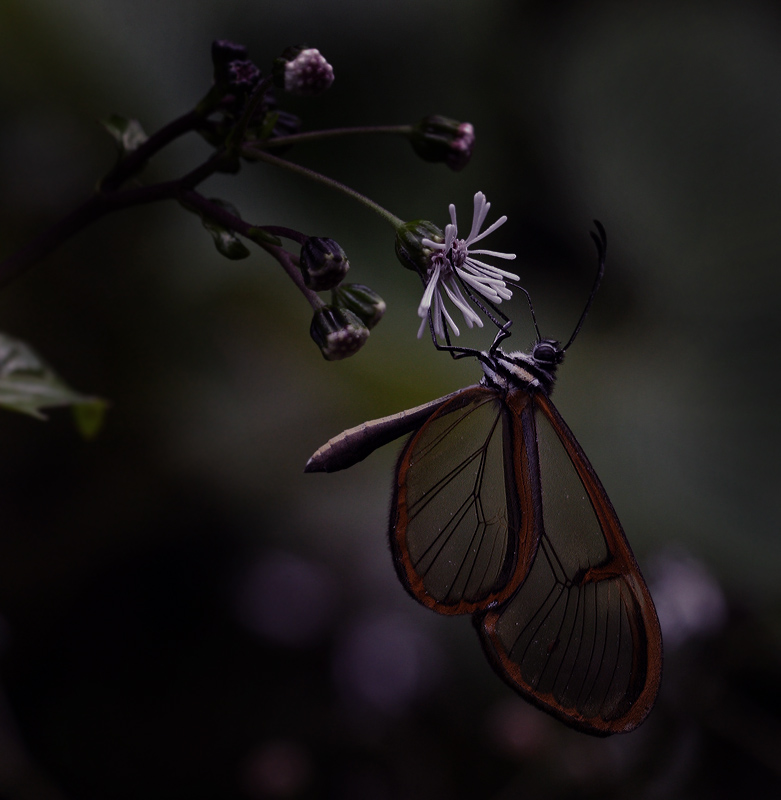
[391,387,538,615]
[477,392,662,735]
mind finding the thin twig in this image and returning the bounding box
[260,124,413,149]
[100,108,207,192]
[178,188,323,310]
[243,147,404,229]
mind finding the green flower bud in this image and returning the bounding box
[310,307,369,361]
[300,237,350,291]
[273,46,334,96]
[410,115,475,171]
[394,220,444,277]
[332,283,386,329]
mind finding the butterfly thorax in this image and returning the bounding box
[479,338,564,396]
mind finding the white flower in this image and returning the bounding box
[417,192,518,339]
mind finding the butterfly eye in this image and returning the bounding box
[532,340,561,365]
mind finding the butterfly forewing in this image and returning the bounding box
[478,392,662,735]
[391,387,537,615]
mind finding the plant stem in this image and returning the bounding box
[259,226,307,244]
[0,196,106,287]
[264,244,325,311]
[244,148,405,230]
[100,108,207,192]
[261,124,413,149]
[178,189,323,309]
[0,149,232,287]
[225,78,272,153]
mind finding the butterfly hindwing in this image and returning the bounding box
[477,391,662,735]
[391,387,538,615]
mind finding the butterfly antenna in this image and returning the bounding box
[562,221,607,352]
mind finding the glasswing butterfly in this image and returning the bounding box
[305,224,662,735]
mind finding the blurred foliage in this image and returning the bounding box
[0,333,106,434]
[1,0,781,798]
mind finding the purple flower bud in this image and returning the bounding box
[332,284,386,329]
[227,59,261,90]
[410,115,475,171]
[310,307,369,361]
[300,238,349,291]
[212,40,250,84]
[273,46,334,97]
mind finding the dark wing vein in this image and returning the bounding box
[476,394,662,734]
[394,391,519,608]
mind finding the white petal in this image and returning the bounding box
[463,258,520,281]
[443,224,457,251]
[458,273,503,302]
[441,304,461,335]
[432,292,458,338]
[440,276,474,313]
[457,267,510,287]
[458,275,503,300]
[466,248,516,260]
[467,214,507,245]
[442,277,484,327]
[467,192,490,241]
[417,263,441,315]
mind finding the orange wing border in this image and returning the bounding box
[477,391,663,735]
[390,387,540,616]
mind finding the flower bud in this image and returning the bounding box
[394,220,444,277]
[332,284,386,329]
[212,40,248,67]
[410,115,475,171]
[310,307,369,361]
[273,46,334,96]
[226,59,261,91]
[300,237,350,291]
[211,40,250,83]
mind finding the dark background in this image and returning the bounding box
[1,1,780,797]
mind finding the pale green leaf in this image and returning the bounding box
[0,333,108,435]
[201,198,251,260]
[100,113,149,154]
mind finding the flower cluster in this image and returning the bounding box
[273,46,335,97]
[416,192,518,339]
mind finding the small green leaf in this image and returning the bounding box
[0,333,107,435]
[207,225,252,259]
[200,198,251,260]
[258,110,280,141]
[100,113,149,155]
